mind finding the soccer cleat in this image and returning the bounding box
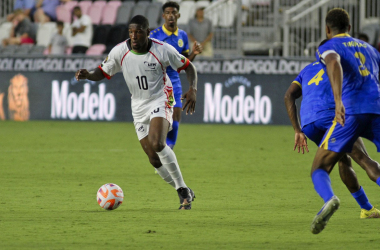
[310,196,340,234]
[177,187,195,210]
[360,206,380,219]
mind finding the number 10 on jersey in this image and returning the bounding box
[136,76,148,90]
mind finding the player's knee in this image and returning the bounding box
[339,154,352,167]
[150,140,166,152]
[148,156,161,168]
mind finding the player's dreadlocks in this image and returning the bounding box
[325,8,350,33]
[162,1,180,12]
[129,15,149,30]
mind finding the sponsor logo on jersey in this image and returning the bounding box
[178,39,184,48]
[144,61,157,70]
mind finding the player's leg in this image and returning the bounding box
[135,121,176,188]
[166,86,182,149]
[149,116,193,209]
[337,153,378,218]
[310,148,343,234]
[306,117,377,217]
[349,138,380,182]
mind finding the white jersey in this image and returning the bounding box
[99,38,190,122]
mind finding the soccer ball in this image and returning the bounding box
[97,183,124,210]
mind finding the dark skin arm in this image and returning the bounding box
[181,61,198,115]
[72,25,86,36]
[182,42,203,62]
[284,83,309,154]
[324,52,345,126]
[75,67,105,81]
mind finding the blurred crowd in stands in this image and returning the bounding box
[0,0,214,57]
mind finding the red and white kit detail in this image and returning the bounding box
[98,38,189,139]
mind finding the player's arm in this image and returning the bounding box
[182,42,202,62]
[284,82,309,153]
[75,68,105,81]
[182,62,198,115]
[324,52,345,126]
[76,48,121,81]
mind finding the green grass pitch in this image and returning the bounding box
[1,121,380,249]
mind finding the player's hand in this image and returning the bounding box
[294,132,309,154]
[335,100,345,126]
[192,41,203,55]
[75,69,89,80]
[181,88,196,115]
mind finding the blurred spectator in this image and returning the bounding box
[2,10,36,47]
[6,0,35,22]
[358,33,369,43]
[48,21,68,55]
[188,7,213,57]
[71,6,93,54]
[33,0,60,23]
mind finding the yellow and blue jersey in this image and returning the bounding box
[316,34,380,115]
[293,61,335,128]
[149,25,190,84]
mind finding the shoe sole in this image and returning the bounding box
[311,197,340,234]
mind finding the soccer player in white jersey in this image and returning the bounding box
[75,15,197,210]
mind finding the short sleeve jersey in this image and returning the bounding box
[317,34,380,115]
[149,25,189,83]
[98,38,190,121]
[292,61,335,128]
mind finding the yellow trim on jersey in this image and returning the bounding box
[183,49,190,54]
[162,24,178,36]
[292,81,302,88]
[333,33,351,38]
[320,118,337,150]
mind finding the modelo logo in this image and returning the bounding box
[203,77,272,124]
[51,80,116,121]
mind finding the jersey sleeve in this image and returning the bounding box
[164,43,190,73]
[149,31,157,39]
[183,33,190,54]
[98,46,122,79]
[317,42,339,65]
[292,73,302,89]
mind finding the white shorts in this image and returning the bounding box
[133,104,173,141]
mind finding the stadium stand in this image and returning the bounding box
[63,1,78,12]
[56,5,71,23]
[36,22,58,47]
[131,1,150,17]
[88,4,103,25]
[78,1,93,15]
[0,22,12,45]
[115,2,134,25]
[29,45,45,55]
[177,1,196,25]
[105,24,129,53]
[92,25,111,45]
[102,1,122,25]
[145,2,162,29]
[86,44,106,55]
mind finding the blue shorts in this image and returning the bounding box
[319,114,380,153]
[302,115,335,146]
[172,80,182,108]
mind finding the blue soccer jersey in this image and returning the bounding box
[317,34,380,115]
[292,61,335,128]
[150,25,190,84]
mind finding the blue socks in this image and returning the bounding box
[312,169,335,203]
[166,121,179,149]
[351,186,373,210]
[376,177,380,187]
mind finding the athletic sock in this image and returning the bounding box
[351,186,373,210]
[376,177,380,187]
[156,165,175,188]
[156,145,187,190]
[312,169,335,203]
[166,121,179,149]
